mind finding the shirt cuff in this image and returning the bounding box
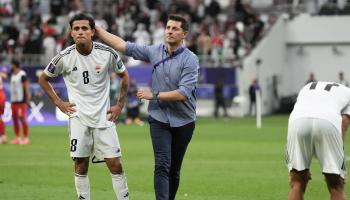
[125,41,134,57]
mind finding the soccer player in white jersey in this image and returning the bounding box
[286,81,350,200]
[39,13,130,200]
[0,69,7,144]
[10,59,30,145]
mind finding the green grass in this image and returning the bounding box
[0,115,349,199]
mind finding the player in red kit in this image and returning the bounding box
[0,68,7,144]
[9,59,30,145]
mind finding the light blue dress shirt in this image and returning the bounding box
[125,42,200,127]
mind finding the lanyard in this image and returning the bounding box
[153,47,185,73]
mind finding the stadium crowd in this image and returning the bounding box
[0,0,273,67]
[1,1,350,67]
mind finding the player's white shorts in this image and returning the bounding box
[286,118,346,178]
[68,116,122,162]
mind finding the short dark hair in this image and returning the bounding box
[168,15,189,32]
[69,13,95,30]
[11,59,20,68]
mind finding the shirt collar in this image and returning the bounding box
[164,44,185,56]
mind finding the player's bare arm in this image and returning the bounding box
[137,90,186,101]
[341,114,350,139]
[108,70,129,121]
[95,26,126,53]
[39,73,76,116]
[23,79,31,105]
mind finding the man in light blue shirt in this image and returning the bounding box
[97,15,199,200]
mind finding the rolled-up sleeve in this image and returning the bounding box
[177,56,199,99]
[125,42,151,62]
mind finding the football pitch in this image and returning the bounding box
[0,115,349,200]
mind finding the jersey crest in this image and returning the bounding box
[95,65,102,74]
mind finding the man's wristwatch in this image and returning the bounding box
[152,91,160,100]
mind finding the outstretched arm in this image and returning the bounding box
[39,73,76,116]
[95,27,126,53]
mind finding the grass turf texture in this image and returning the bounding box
[0,115,349,199]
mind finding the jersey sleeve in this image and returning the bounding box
[110,49,126,74]
[44,53,65,77]
[341,104,350,116]
[21,73,28,82]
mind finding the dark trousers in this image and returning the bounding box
[148,116,195,200]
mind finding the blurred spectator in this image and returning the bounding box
[0,0,13,16]
[50,0,65,16]
[306,72,317,84]
[68,0,83,19]
[248,78,261,116]
[124,13,136,41]
[31,88,44,105]
[214,80,228,118]
[211,25,224,67]
[249,16,264,47]
[95,14,109,31]
[319,1,341,15]
[22,23,43,54]
[206,0,221,18]
[42,24,57,64]
[196,30,211,64]
[233,21,248,59]
[133,23,151,45]
[125,79,144,126]
[187,33,198,55]
[152,21,165,44]
[342,2,350,14]
[338,71,349,86]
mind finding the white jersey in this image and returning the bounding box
[10,70,27,103]
[44,42,126,128]
[289,81,350,133]
[0,76,3,90]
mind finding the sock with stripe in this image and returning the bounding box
[75,173,90,200]
[111,172,129,200]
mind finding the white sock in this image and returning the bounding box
[111,173,129,200]
[75,173,90,200]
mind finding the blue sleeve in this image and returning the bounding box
[125,42,151,62]
[176,55,200,99]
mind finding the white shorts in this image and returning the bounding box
[68,116,122,162]
[286,118,346,178]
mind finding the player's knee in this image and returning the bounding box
[74,157,89,174]
[289,169,310,191]
[106,157,123,174]
[325,174,344,191]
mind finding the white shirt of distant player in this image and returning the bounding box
[44,42,126,128]
[289,81,350,133]
[0,75,3,90]
[10,70,27,102]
